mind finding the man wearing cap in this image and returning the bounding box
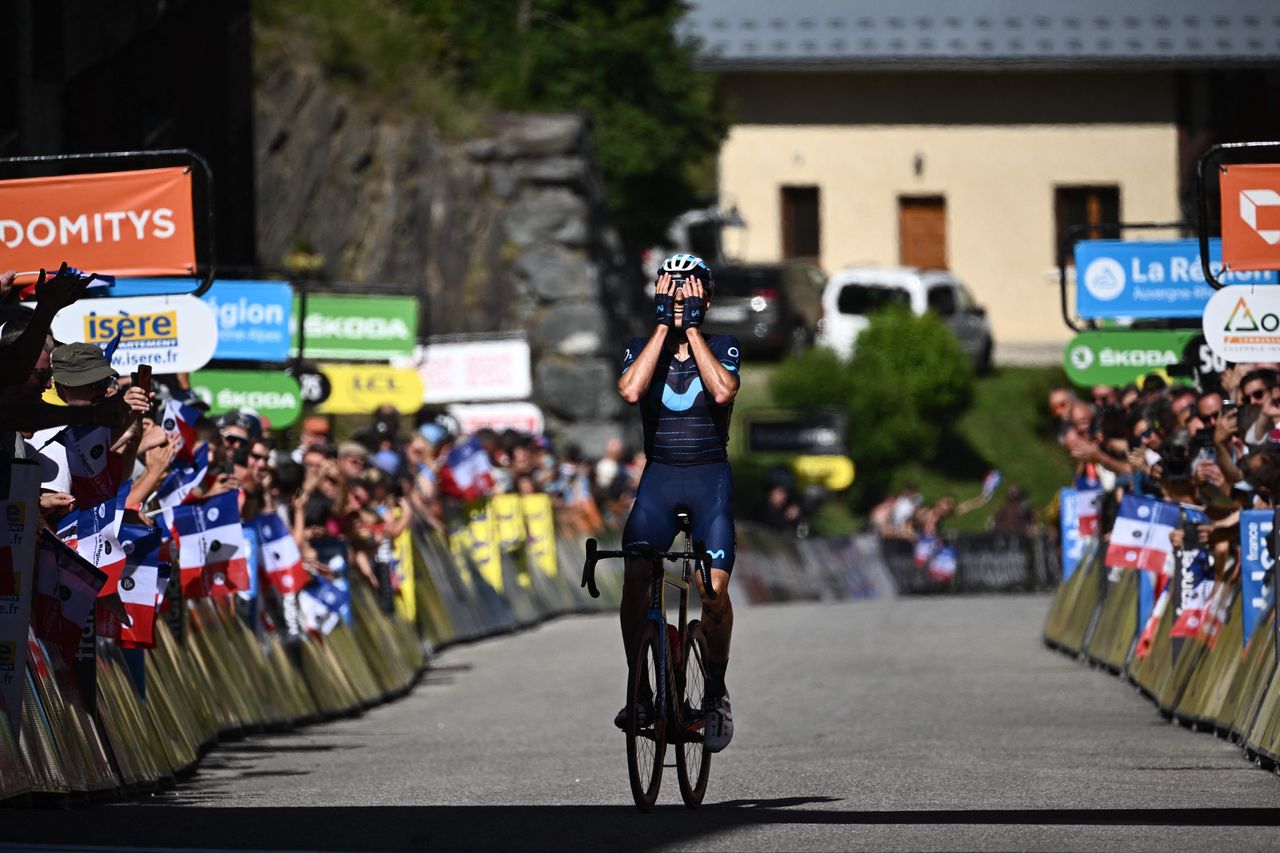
[29,342,152,500]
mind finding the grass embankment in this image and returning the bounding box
[731,364,1073,534]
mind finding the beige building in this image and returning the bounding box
[683,2,1280,356]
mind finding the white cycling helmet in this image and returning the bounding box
[659,254,715,294]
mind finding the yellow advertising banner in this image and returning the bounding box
[316,363,424,415]
[448,526,475,592]
[393,528,416,625]
[521,493,559,580]
[491,494,525,554]
[467,505,503,592]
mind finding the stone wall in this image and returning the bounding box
[253,57,641,455]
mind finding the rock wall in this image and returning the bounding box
[253,57,640,455]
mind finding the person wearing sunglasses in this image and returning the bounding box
[1238,369,1280,449]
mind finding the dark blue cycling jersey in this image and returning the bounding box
[620,334,741,573]
[620,335,742,465]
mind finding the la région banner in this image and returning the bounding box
[0,167,196,278]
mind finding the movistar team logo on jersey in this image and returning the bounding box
[662,378,704,412]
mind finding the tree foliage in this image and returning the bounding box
[769,307,975,505]
[404,0,729,249]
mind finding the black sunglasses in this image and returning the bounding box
[223,433,249,446]
[1246,388,1270,402]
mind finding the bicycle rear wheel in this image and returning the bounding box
[627,622,666,811]
[676,619,711,808]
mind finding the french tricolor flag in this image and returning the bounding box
[1076,489,1102,537]
[75,482,127,588]
[57,424,123,509]
[32,530,107,670]
[439,437,495,502]
[160,398,203,465]
[928,545,958,582]
[1104,495,1180,572]
[254,512,309,595]
[170,490,249,598]
[156,442,210,509]
[112,523,163,648]
[1170,507,1215,638]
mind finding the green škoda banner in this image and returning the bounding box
[190,370,304,428]
[1063,330,1199,387]
[289,294,417,360]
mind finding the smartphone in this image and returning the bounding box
[134,364,152,392]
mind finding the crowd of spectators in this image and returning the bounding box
[0,265,653,634]
[1051,364,1280,565]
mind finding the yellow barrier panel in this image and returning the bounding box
[1054,550,1106,655]
[1175,582,1242,728]
[1043,541,1096,648]
[1222,610,1275,739]
[393,528,418,626]
[409,532,455,646]
[19,668,70,798]
[523,494,560,580]
[1084,569,1141,674]
[492,494,525,554]
[0,693,31,803]
[467,505,504,592]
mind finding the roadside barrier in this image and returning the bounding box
[737,526,1057,603]
[3,492,1062,807]
[0,492,621,808]
[1044,537,1280,772]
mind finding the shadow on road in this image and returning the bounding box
[6,799,1280,851]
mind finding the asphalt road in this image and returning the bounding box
[6,594,1280,852]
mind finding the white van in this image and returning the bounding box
[816,266,994,373]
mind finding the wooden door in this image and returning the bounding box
[781,186,820,260]
[899,196,947,269]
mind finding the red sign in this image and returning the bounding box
[1220,163,1280,272]
[0,167,196,277]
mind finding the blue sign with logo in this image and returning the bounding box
[1060,487,1084,582]
[112,278,293,362]
[1076,238,1278,319]
[1240,510,1274,646]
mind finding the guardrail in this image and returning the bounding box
[1044,539,1280,770]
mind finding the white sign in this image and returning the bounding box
[1202,284,1280,362]
[51,294,218,373]
[447,402,545,436]
[419,339,532,403]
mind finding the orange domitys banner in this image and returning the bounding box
[1220,163,1280,272]
[0,166,196,277]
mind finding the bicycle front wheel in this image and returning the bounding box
[676,619,711,808]
[627,622,667,811]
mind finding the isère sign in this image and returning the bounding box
[50,295,218,373]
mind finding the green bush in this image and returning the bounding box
[769,306,974,506]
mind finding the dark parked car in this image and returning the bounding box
[701,263,826,358]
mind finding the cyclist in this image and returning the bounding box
[614,254,740,752]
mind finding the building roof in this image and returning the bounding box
[679,0,1280,70]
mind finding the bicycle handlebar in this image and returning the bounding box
[581,538,717,601]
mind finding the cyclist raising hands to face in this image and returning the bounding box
[615,254,740,752]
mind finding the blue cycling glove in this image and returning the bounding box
[655,290,675,327]
[683,294,706,329]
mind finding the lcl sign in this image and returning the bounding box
[1221,164,1280,271]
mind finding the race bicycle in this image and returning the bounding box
[582,513,716,812]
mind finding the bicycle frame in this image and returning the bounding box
[582,526,716,734]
